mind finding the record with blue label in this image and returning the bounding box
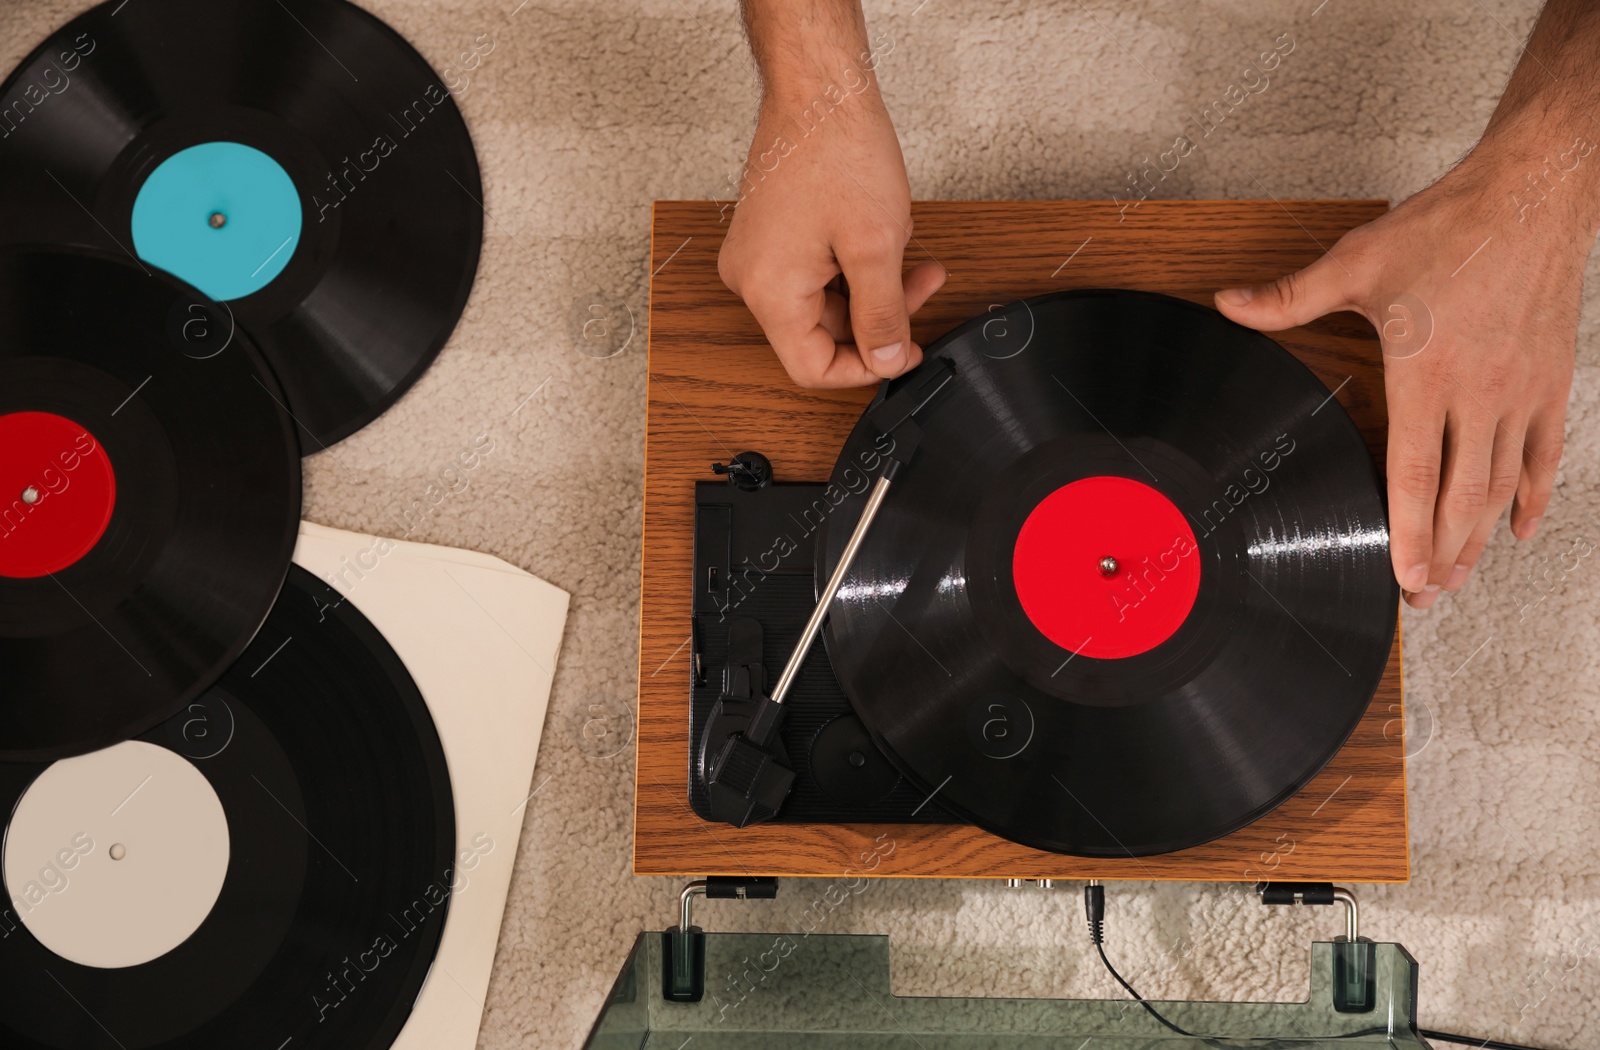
[0,0,484,449]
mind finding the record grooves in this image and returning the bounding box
[0,567,455,1049]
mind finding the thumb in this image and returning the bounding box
[1215,253,1352,332]
[840,251,916,379]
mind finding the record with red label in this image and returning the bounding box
[0,247,300,763]
[817,289,1398,856]
[0,0,484,449]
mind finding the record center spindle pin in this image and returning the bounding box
[1098,555,1118,577]
[20,486,39,505]
[208,212,226,229]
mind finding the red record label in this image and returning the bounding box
[1012,475,1199,659]
[0,411,116,578]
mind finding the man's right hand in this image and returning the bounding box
[717,23,944,389]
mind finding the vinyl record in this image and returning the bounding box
[0,0,485,448]
[0,247,300,763]
[0,565,455,1049]
[817,289,1399,857]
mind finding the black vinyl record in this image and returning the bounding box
[0,565,455,1049]
[818,290,1399,857]
[0,0,484,449]
[0,247,300,763]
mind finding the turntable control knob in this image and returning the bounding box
[1098,555,1118,577]
[209,212,227,229]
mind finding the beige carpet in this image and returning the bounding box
[7,0,1600,1047]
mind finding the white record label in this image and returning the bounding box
[3,740,230,968]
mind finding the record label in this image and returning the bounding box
[1012,474,1200,659]
[3,740,230,969]
[0,410,116,579]
[131,141,304,301]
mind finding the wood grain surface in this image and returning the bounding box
[636,199,1409,883]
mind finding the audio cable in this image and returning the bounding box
[1083,881,1561,1050]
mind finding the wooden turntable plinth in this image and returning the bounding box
[636,199,1408,883]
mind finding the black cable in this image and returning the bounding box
[1085,882,1562,1050]
[1420,1031,1561,1050]
[1087,882,1299,1050]
[1091,931,1366,1050]
[1093,937,1200,1037]
[1086,883,1199,1038]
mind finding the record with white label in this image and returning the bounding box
[0,565,455,1049]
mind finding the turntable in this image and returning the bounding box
[636,199,1409,882]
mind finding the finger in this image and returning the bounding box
[744,283,880,389]
[820,287,851,343]
[1511,410,1565,540]
[1385,378,1446,602]
[839,242,917,378]
[819,265,944,366]
[1443,415,1526,591]
[1215,251,1355,332]
[1425,409,1495,597]
[903,260,947,314]
[775,322,884,388]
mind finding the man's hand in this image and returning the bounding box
[718,1,945,389]
[1217,0,1598,609]
[1216,167,1579,609]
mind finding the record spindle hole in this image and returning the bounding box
[1098,555,1118,577]
[110,843,126,861]
[209,212,227,229]
[21,485,39,504]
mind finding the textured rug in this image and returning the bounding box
[5,0,1598,1047]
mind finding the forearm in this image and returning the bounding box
[1461,0,1600,234]
[739,0,875,104]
